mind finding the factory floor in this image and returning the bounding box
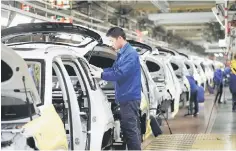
[142,88,236,150]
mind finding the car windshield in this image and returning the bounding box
[4,32,93,47]
[1,95,36,121]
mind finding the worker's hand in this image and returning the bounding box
[90,64,103,72]
[91,70,102,79]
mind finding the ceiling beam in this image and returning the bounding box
[205,49,224,53]
[164,25,208,30]
[149,12,217,24]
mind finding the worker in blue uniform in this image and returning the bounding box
[91,27,142,150]
[213,65,224,104]
[186,74,199,117]
[225,55,236,112]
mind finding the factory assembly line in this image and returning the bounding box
[1,0,236,150]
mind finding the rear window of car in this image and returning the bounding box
[146,61,161,72]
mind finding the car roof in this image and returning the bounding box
[14,46,83,60]
[153,54,171,61]
[146,54,170,65]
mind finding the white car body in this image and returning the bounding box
[177,54,202,87]
[140,60,163,116]
[185,59,202,86]
[127,40,169,116]
[2,23,116,150]
[201,59,215,87]
[169,56,191,106]
[1,44,68,150]
[15,48,114,150]
[192,59,207,90]
[191,57,212,86]
[145,53,182,118]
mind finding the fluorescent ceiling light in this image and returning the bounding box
[9,14,32,27]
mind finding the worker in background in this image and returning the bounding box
[213,64,224,104]
[224,66,231,86]
[91,27,142,150]
[186,72,199,117]
[225,54,236,112]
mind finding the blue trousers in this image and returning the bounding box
[120,100,141,150]
[232,93,236,110]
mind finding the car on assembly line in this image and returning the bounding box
[200,59,215,88]
[190,56,207,90]
[144,47,182,118]
[1,44,68,150]
[159,50,191,108]
[2,22,162,149]
[178,53,202,87]
[153,47,190,110]
[169,55,191,107]
[128,40,174,116]
[1,22,120,150]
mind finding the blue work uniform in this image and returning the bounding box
[224,67,236,110]
[224,67,236,93]
[101,42,142,150]
[229,73,236,93]
[101,43,141,102]
[213,69,224,86]
[186,75,198,93]
[186,75,199,114]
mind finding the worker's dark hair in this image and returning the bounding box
[234,54,236,60]
[106,27,126,40]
